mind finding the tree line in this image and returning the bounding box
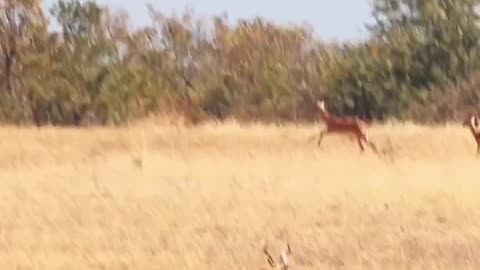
[1,0,480,126]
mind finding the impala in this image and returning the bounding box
[463,114,480,155]
[315,100,379,154]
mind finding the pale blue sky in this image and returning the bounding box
[43,0,374,41]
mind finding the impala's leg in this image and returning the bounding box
[366,139,379,154]
[356,135,366,152]
[477,143,480,155]
[361,132,379,154]
[317,130,327,147]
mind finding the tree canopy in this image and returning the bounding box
[0,0,479,126]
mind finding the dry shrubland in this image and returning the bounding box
[0,119,479,269]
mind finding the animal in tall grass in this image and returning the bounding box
[463,114,480,155]
[315,100,379,154]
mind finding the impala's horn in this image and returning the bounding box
[263,245,275,267]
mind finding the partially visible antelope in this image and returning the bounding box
[463,114,480,155]
[315,100,379,154]
[263,241,292,270]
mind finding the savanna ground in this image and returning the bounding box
[0,118,479,270]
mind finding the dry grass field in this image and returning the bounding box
[0,118,479,269]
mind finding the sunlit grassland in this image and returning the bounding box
[0,119,479,269]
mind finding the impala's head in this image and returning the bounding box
[463,114,479,129]
[316,100,326,111]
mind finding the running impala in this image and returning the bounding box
[315,100,379,154]
[463,114,480,155]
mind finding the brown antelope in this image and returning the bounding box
[315,100,379,154]
[263,241,292,270]
[463,114,480,155]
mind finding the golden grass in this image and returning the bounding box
[0,120,479,269]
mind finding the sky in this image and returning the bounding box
[43,0,374,42]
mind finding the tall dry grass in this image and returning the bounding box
[0,119,479,269]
